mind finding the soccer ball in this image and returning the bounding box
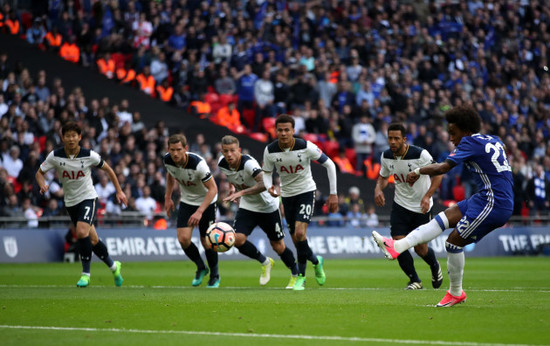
[206,222,236,252]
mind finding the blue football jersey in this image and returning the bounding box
[446,134,514,209]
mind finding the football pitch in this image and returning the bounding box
[1,257,549,345]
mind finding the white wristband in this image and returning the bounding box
[414,167,421,175]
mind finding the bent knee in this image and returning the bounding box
[234,233,247,247]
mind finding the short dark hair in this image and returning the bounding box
[275,114,294,128]
[387,122,407,137]
[168,133,187,147]
[445,105,481,133]
[61,121,81,136]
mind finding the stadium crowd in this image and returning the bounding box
[0,0,550,226]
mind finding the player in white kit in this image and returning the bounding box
[263,114,338,290]
[163,134,220,287]
[374,122,443,290]
[36,122,127,287]
[218,135,299,288]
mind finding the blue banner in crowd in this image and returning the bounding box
[1,226,549,263]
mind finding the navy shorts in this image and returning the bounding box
[390,202,432,238]
[282,191,315,235]
[456,194,513,243]
[233,208,285,241]
[66,198,98,227]
[177,202,217,236]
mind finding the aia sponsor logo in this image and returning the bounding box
[62,170,85,179]
[279,164,304,174]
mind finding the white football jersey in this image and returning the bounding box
[39,147,101,207]
[263,138,322,197]
[163,152,217,206]
[379,145,435,213]
[218,154,279,213]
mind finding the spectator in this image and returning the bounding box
[214,67,236,96]
[150,49,169,84]
[352,115,376,173]
[365,204,379,228]
[44,26,63,52]
[20,197,38,228]
[135,66,156,96]
[132,12,153,49]
[59,35,80,64]
[3,145,23,178]
[26,18,46,45]
[42,198,62,217]
[95,173,116,206]
[333,149,355,175]
[254,69,275,129]
[214,101,243,133]
[345,186,365,214]
[346,203,365,228]
[212,35,232,65]
[135,185,157,221]
[235,64,258,127]
[527,164,550,218]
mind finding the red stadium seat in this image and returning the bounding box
[111,53,125,69]
[345,147,357,170]
[262,117,276,139]
[242,109,256,130]
[20,11,32,29]
[323,140,340,158]
[302,133,323,149]
[219,94,235,107]
[248,132,268,142]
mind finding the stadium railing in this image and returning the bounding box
[0,215,548,229]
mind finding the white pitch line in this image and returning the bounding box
[0,284,549,293]
[0,325,541,346]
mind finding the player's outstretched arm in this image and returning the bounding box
[319,155,338,213]
[374,175,389,207]
[420,174,443,214]
[407,161,453,185]
[35,168,49,195]
[262,170,278,197]
[224,172,266,202]
[101,162,128,206]
[189,177,218,227]
[164,172,176,217]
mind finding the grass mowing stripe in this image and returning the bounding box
[0,325,537,346]
[1,284,549,293]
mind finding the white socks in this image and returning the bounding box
[394,212,449,253]
[447,249,465,296]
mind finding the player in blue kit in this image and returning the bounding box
[373,105,514,307]
[36,122,127,287]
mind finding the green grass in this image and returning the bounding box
[0,257,549,345]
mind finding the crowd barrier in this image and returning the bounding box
[1,226,549,263]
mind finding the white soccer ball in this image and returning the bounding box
[206,222,236,252]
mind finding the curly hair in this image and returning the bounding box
[444,105,481,134]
